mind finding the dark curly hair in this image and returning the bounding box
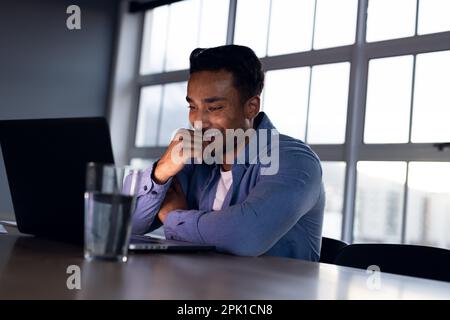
[189,45,265,104]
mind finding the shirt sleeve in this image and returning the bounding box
[163,150,323,256]
[124,161,173,235]
[126,161,194,235]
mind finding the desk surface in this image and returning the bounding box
[0,234,449,299]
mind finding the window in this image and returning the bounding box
[364,55,414,143]
[321,161,346,239]
[135,85,162,147]
[313,0,358,49]
[411,50,450,143]
[354,162,407,243]
[197,0,229,47]
[130,158,156,170]
[365,51,450,144]
[159,82,189,145]
[263,67,310,140]
[234,0,271,57]
[234,0,358,56]
[122,0,450,246]
[164,0,201,71]
[418,0,450,35]
[366,0,417,42]
[267,0,315,56]
[135,82,188,147]
[307,62,350,144]
[263,62,350,144]
[140,6,169,74]
[406,162,450,249]
[140,0,229,74]
[367,0,450,41]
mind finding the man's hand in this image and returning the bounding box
[158,178,188,223]
[153,129,202,184]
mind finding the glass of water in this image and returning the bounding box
[84,163,141,262]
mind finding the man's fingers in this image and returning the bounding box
[170,128,208,164]
[173,128,194,142]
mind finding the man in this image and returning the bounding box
[130,45,325,261]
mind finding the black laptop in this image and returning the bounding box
[0,117,214,252]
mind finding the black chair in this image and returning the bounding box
[319,237,348,264]
[334,243,450,282]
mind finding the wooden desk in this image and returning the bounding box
[0,235,449,299]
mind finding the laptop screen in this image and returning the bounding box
[0,117,114,244]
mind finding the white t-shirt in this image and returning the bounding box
[212,169,233,211]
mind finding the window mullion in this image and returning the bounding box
[341,0,369,243]
[360,144,450,161]
[125,11,146,166]
[400,162,411,244]
[414,0,420,36]
[264,0,273,57]
[310,0,318,49]
[408,55,417,142]
[155,85,166,146]
[226,0,237,45]
[304,67,313,142]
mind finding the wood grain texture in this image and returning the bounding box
[0,235,449,299]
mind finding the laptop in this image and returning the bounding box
[0,117,214,252]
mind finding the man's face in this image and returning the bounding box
[186,70,252,135]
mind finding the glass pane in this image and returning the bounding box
[159,82,189,146]
[198,0,229,47]
[364,55,413,143]
[234,0,271,57]
[412,50,450,143]
[165,0,201,71]
[267,0,315,56]
[263,67,310,141]
[406,162,450,249]
[321,161,346,240]
[135,86,163,147]
[313,0,358,49]
[307,62,350,144]
[130,158,157,170]
[140,6,169,74]
[354,162,407,243]
[418,0,450,35]
[366,0,417,42]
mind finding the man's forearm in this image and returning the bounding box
[152,161,171,185]
[128,164,173,234]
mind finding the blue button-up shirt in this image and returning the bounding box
[129,112,325,261]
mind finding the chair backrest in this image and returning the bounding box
[334,243,450,282]
[319,237,348,264]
